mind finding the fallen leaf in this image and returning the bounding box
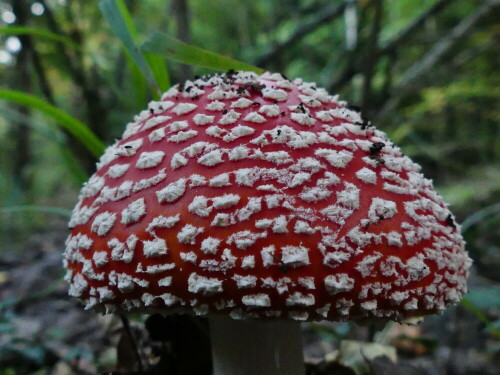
[338,340,397,375]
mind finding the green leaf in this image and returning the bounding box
[339,340,397,375]
[0,26,80,50]
[124,49,149,107]
[13,344,46,364]
[0,103,88,184]
[58,146,89,185]
[461,202,500,233]
[99,0,169,93]
[462,296,500,339]
[0,89,104,157]
[0,27,131,103]
[119,0,170,92]
[0,25,108,78]
[115,0,138,39]
[99,0,152,82]
[141,32,264,73]
[0,323,15,334]
[145,53,171,92]
[464,286,500,310]
[0,299,18,313]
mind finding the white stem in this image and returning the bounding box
[209,315,305,375]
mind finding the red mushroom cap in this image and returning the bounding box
[64,71,471,322]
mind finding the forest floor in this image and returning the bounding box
[0,217,499,375]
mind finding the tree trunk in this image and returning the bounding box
[10,0,32,194]
[362,0,384,116]
[171,0,192,81]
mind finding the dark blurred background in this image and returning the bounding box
[0,1,498,374]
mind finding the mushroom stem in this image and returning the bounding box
[209,315,305,375]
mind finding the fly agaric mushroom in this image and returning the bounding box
[63,71,471,375]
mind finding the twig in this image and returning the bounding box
[254,1,349,67]
[327,0,455,92]
[119,314,145,373]
[328,63,357,92]
[461,202,500,233]
[11,0,32,192]
[398,0,499,88]
[38,0,86,93]
[38,1,105,118]
[379,0,454,55]
[376,0,500,120]
[30,46,56,105]
[344,0,359,50]
[361,0,384,114]
[38,0,107,172]
[8,0,56,106]
[379,50,396,103]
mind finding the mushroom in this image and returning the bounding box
[63,71,471,375]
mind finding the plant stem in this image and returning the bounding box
[209,316,305,375]
[119,314,144,372]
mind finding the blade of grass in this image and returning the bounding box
[0,26,80,50]
[141,32,263,73]
[114,0,170,91]
[464,286,500,310]
[0,104,88,184]
[145,53,171,92]
[99,0,151,80]
[462,299,500,340]
[461,202,500,233]
[0,205,72,217]
[115,0,138,39]
[0,89,104,157]
[99,0,170,94]
[113,0,170,91]
[124,50,149,108]
[1,26,125,102]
